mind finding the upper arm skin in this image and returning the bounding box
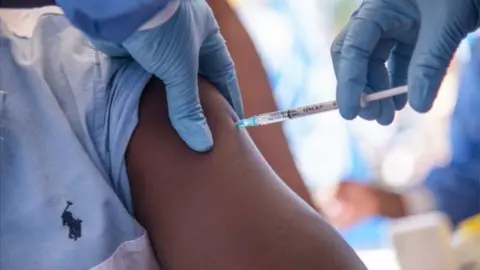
[126,77,365,270]
[208,0,316,209]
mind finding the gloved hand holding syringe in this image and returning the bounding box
[236,85,408,128]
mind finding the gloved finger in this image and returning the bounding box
[376,93,396,125]
[199,31,244,118]
[369,39,396,125]
[387,42,414,110]
[408,15,467,113]
[164,73,214,152]
[358,39,395,122]
[337,15,382,120]
[330,21,351,79]
[358,87,381,123]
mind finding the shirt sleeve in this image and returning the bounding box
[55,0,178,43]
[422,163,480,227]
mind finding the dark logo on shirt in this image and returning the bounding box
[61,201,82,241]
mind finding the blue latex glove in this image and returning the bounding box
[120,0,243,152]
[85,1,243,152]
[331,0,480,125]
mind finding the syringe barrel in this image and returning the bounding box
[253,100,338,125]
[254,110,290,125]
[288,101,338,118]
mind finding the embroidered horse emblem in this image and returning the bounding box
[61,201,82,241]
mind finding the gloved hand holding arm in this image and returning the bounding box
[122,0,243,152]
[57,0,243,152]
[331,0,480,124]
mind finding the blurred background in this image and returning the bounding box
[225,0,469,268]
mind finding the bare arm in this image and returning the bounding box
[125,77,365,270]
[209,0,317,209]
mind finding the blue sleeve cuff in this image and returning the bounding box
[56,0,173,43]
[424,165,480,227]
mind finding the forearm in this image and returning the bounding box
[372,182,436,219]
[126,77,365,270]
[209,0,316,209]
[378,188,408,218]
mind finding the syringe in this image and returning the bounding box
[235,85,408,127]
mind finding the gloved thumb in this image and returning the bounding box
[407,15,467,113]
[164,74,214,152]
[199,31,244,119]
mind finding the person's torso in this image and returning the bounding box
[0,7,158,270]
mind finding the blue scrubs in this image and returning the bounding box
[423,37,480,226]
[0,8,157,269]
